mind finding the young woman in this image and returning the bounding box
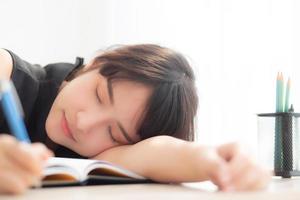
[0,45,271,194]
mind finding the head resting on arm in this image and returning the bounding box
[67,44,198,142]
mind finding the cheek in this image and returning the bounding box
[45,99,64,143]
[45,87,72,142]
[46,94,59,125]
[79,133,115,157]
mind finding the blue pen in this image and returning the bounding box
[0,80,31,143]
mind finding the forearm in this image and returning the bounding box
[94,136,212,183]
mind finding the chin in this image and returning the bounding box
[75,147,105,158]
[76,149,95,158]
[46,130,62,146]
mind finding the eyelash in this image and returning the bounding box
[108,126,119,144]
[96,89,118,144]
[96,88,102,103]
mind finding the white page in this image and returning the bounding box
[44,157,146,180]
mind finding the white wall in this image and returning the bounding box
[1,0,300,148]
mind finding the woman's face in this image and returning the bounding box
[45,66,152,157]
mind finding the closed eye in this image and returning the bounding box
[108,126,119,144]
[96,87,102,103]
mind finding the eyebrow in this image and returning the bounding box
[107,79,135,144]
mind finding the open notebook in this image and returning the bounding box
[42,157,151,187]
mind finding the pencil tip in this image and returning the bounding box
[289,104,294,112]
[277,72,280,79]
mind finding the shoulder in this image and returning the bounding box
[1,49,47,85]
[0,48,13,79]
[43,57,84,83]
[43,62,76,78]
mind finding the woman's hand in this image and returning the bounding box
[204,142,272,191]
[0,134,53,194]
[94,135,271,191]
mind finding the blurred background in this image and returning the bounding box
[1,0,300,150]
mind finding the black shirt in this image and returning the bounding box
[0,50,85,158]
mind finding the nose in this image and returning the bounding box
[76,109,111,134]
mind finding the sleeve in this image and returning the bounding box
[0,50,46,134]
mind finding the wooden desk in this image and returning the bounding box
[1,178,300,200]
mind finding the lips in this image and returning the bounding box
[61,112,76,141]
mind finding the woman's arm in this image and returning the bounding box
[0,48,13,79]
[95,136,211,183]
[94,135,271,191]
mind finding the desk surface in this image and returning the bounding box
[1,178,300,200]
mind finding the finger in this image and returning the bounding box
[0,134,17,143]
[6,143,52,175]
[227,152,253,178]
[0,134,19,154]
[5,143,43,175]
[0,171,27,194]
[214,142,245,191]
[231,164,272,191]
[208,157,232,190]
[0,152,41,187]
[227,153,271,191]
[246,167,272,190]
[216,151,250,191]
[217,142,242,162]
[0,135,53,162]
[230,163,258,191]
[31,143,54,161]
[0,135,42,174]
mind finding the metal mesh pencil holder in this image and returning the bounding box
[257,112,300,178]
